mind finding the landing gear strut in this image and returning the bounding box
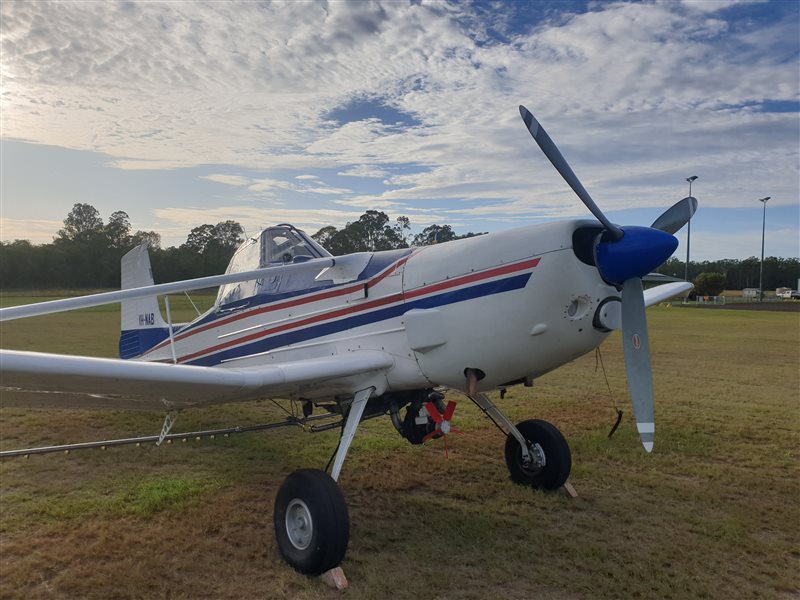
[467,392,571,491]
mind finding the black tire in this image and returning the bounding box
[273,469,349,575]
[504,419,571,490]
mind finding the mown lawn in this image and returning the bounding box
[1,296,798,599]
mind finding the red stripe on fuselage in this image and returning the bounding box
[403,257,540,300]
[146,255,412,354]
[174,256,541,364]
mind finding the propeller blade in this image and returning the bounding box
[442,400,457,422]
[422,430,441,443]
[425,402,443,423]
[621,277,655,453]
[650,196,698,234]
[519,105,624,240]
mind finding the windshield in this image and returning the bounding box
[265,228,321,264]
[215,225,332,307]
[215,236,262,306]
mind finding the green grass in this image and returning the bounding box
[0,301,798,599]
[0,293,215,356]
[2,475,222,524]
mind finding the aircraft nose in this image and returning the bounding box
[595,226,678,286]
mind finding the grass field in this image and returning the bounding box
[1,295,798,599]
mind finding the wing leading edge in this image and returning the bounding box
[643,282,693,307]
[0,350,394,410]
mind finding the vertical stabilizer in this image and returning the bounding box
[119,243,170,359]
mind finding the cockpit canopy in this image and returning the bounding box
[216,224,332,306]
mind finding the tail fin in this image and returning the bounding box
[119,243,170,359]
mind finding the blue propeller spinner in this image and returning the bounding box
[595,226,678,286]
[519,105,697,452]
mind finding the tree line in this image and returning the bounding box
[0,205,484,289]
[0,203,797,291]
[310,210,484,254]
[1,203,244,289]
[654,256,799,295]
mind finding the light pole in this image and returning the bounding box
[758,196,770,301]
[684,176,698,285]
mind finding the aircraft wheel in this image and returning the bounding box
[504,419,571,490]
[273,469,349,575]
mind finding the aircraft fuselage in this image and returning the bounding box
[139,219,619,401]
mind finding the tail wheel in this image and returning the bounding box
[504,419,571,490]
[273,469,349,575]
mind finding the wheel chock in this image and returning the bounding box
[561,482,578,498]
[320,567,348,590]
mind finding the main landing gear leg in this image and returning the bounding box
[330,387,373,481]
[467,391,572,492]
[273,387,374,581]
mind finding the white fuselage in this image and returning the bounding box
[139,220,618,401]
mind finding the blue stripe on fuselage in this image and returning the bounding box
[185,272,531,366]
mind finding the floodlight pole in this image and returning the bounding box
[684,176,698,300]
[758,196,770,301]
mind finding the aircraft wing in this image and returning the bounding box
[0,349,394,410]
[643,281,693,306]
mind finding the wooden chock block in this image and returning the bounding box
[562,482,578,498]
[320,566,348,590]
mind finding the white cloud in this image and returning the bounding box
[1,1,797,255]
[337,165,391,178]
[200,174,251,187]
[247,178,298,193]
[306,186,351,195]
[153,205,366,241]
[679,0,767,15]
[335,197,405,209]
[0,218,63,244]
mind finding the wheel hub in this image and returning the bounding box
[519,442,546,474]
[285,498,313,550]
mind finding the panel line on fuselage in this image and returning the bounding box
[143,251,414,355]
[185,273,533,366]
[219,326,408,364]
[171,257,541,367]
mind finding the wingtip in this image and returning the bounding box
[643,441,654,453]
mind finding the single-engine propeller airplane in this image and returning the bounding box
[0,105,695,576]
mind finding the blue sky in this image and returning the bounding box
[1,0,798,260]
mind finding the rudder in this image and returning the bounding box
[119,243,170,359]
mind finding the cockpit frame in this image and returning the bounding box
[216,224,332,307]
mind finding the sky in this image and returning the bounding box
[1,0,798,261]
